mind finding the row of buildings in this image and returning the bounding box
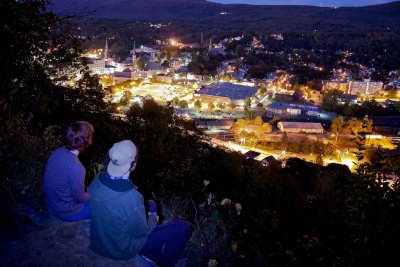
[322,79,383,95]
[87,39,191,83]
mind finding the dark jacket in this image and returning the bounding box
[88,172,156,260]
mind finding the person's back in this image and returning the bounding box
[44,147,86,218]
[89,172,152,260]
[43,121,93,222]
[89,140,191,267]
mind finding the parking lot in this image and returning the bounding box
[132,83,193,104]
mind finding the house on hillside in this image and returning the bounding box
[277,121,324,134]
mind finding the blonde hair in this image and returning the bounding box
[65,121,94,151]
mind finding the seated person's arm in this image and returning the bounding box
[129,204,157,238]
[71,168,90,203]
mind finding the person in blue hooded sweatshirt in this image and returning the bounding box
[88,140,191,267]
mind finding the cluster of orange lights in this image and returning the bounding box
[168,38,184,48]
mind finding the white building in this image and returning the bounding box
[277,122,324,134]
[348,80,383,95]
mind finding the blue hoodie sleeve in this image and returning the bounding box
[128,194,156,238]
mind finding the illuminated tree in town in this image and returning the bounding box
[194,99,202,111]
[331,116,345,143]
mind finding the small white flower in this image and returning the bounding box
[208,259,218,267]
[220,198,232,206]
[203,179,210,187]
[231,241,238,253]
[207,193,213,205]
[235,202,242,215]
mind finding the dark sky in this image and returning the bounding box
[208,0,394,7]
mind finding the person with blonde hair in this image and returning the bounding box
[43,121,94,221]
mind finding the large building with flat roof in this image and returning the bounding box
[266,102,319,116]
[278,121,324,134]
[194,82,258,106]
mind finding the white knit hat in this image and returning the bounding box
[107,140,137,177]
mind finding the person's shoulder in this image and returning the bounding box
[55,146,68,152]
[46,147,69,162]
[128,187,144,203]
[51,147,70,156]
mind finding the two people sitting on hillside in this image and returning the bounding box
[88,140,191,267]
[43,122,191,266]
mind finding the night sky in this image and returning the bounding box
[209,0,395,7]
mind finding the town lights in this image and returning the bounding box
[170,39,177,46]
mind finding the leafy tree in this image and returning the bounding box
[262,123,272,134]
[316,153,324,165]
[171,97,179,107]
[217,102,225,110]
[346,117,363,135]
[244,106,255,119]
[306,80,323,91]
[281,131,289,150]
[119,90,132,106]
[258,86,267,94]
[246,65,267,79]
[0,0,82,124]
[235,44,245,58]
[362,117,374,133]
[194,99,202,111]
[330,116,345,143]
[136,57,146,70]
[244,97,251,108]
[254,116,263,126]
[188,50,220,76]
[0,0,114,229]
[64,71,112,119]
[221,74,231,82]
[161,60,170,68]
[321,89,343,112]
[178,100,188,108]
[236,118,246,128]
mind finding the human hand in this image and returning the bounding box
[148,212,159,222]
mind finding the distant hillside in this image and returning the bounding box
[50,0,400,32]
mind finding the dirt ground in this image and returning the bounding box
[0,217,141,267]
